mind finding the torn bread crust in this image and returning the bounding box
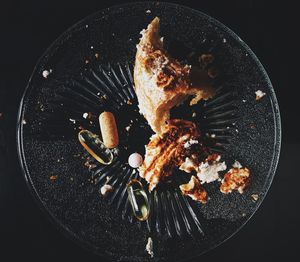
[134,17,215,134]
[179,176,207,203]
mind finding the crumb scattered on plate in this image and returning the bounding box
[251,194,259,201]
[42,69,52,79]
[255,90,266,100]
[100,184,113,196]
[220,166,250,194]
[145,237,154,258]
[179,176,207,203]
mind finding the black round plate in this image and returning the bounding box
[17,2,281,262]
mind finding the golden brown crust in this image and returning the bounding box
[220,167,250,194]
[180,176,207,203]
[139,119,207,191]
[134,17,215,134]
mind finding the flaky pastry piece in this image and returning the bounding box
[139,119,207,191]
[220,167,250,194]
[134,17,215,134]
[179,176,207,203]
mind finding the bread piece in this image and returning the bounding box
[179,176,207,203]
[139,119,207,191]
[134,17,215,134]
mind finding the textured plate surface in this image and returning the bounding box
[17,2,281,262]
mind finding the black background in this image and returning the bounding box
[0,0,298,261]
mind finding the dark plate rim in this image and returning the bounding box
[16,1,282,260]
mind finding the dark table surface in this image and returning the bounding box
[0,0,298,261]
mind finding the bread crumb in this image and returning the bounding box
[145,237,154,258]
[42,69,52,79]
[50,175,57,180]
[251,194,259,201]
[100,184,113,196]
[255,90,266,100]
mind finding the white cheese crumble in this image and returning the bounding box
[100,184,113,196]
[198,159,226,184]
[184,139,199,148]
[255,90,266,100]
[232,160,242,169]
[83,112,89,119]
[42,69,52,79]
[69,118,76,124]
[146,9,151,14]
[222,38,227,43]
[146,237,154,258]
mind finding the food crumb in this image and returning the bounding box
[192,112,196,118]
[145,237,154,258]
[69,118,76,124]
[90,45,94,49]
[83,112,89,119]
[146,9,151,14]
[70,177,74,181]
[127,99,133,105]
[85,24,89,28]
[50,175,57,180]
[125,125,131,132]
[211,134,216,138]
[42,69,52,79]
[85,59,90,64]
[22,119,27,125]
[242,99,246,103]
[255,90,266,100]
[100,184,113,196]
[251,194,259,201]
[95,53,100,59]
[222,38,227,43]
